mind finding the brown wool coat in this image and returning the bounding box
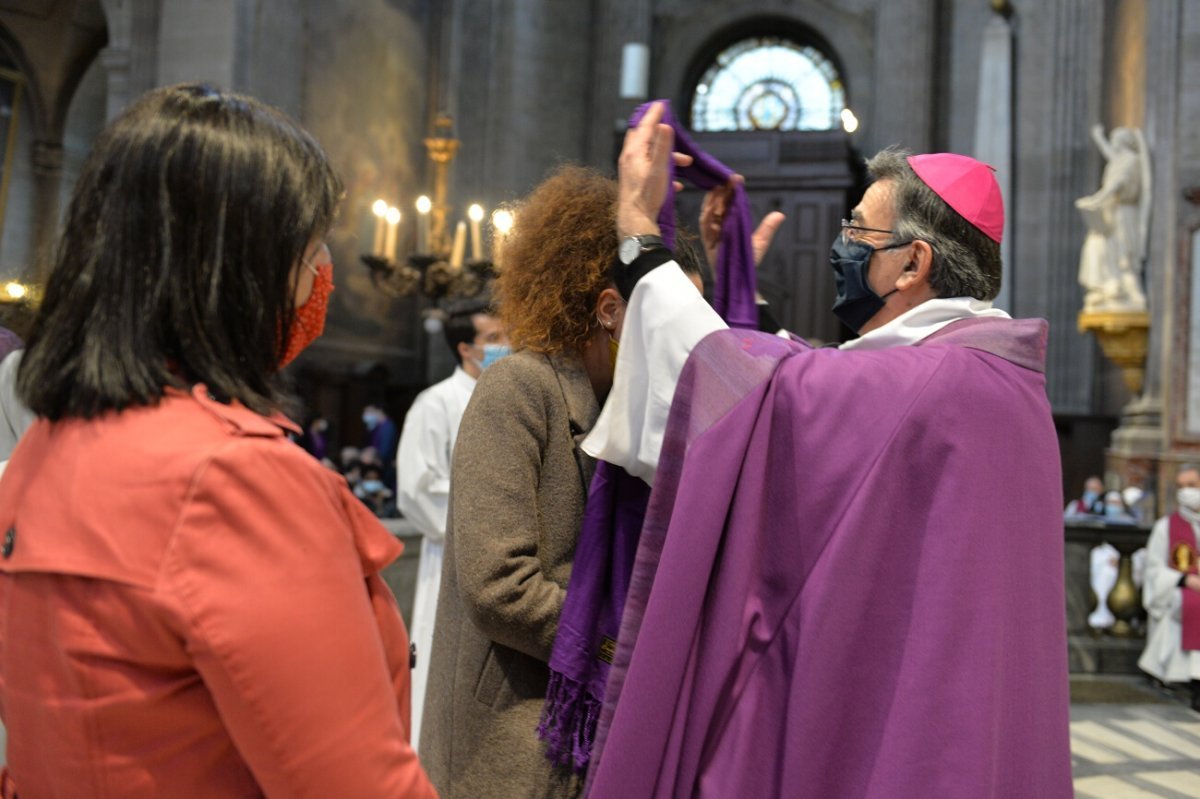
[421,350,598,799]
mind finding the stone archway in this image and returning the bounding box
[0,0,107,281]
[673,22,860,343]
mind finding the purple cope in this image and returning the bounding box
[584,318,1074,797]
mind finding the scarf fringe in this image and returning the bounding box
[537,669,602,773]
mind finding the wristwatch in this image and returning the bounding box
[618,234,667,265]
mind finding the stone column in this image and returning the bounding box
[1105,0,1176,505]
[1162,0,1200,502]
[586,0,652,167]
[157,0,237,88]
[871,0,936,153]
[450,0,594,199]
[98,0,133,120]
[98,47,131,122]
[974,11,1014,312]
[1011,0,1106,414]
[29,140,63,282]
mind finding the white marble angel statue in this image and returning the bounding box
[1075,125,1151,313]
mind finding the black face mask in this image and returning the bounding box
[829,237,909,333]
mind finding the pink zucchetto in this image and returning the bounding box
[907,153,1004,244]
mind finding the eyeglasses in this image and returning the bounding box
[840,219,899,245]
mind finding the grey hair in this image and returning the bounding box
[865,147,1002,301]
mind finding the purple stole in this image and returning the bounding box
[1169,512,1200,650]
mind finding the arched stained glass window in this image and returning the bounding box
[690,37,845,132]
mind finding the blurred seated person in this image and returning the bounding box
[1122,484,1148,525]
[1140,464,1200,710]
[1101,489,1138,525]
[356,464,396,517]
[342,459,364,490]
[360,445,383,468]
[1065,475,1105,519]
[299,415,330,461]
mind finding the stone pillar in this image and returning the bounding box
[974,11,1014,312]
[157,0,237,88]
[450,0,594,200]
[29,140,63,282]
[1161,0,1200,504]
[98,46,131,121]
[871,0,936,153]
[586,0,652,167]
[1011,0,1106,414]
[1101,0,1183,508]
[98,0,133,119]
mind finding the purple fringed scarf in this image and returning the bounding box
[538,99,757,772]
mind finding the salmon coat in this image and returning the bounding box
[0,386,436,798]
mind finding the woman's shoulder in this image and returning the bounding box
[473,350,560,395]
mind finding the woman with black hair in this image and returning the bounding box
[0,84,435,798]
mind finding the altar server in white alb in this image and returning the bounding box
[1140,463,1200,711]
[396,297,508,748]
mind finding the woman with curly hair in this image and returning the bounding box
[419,165,702,798]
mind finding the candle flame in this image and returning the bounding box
[468,203,485,222]
[491,209,515,235]
[372,199,389,217]
[416,195,432,214]
[386,206,401,225]
[841,108,859,133]
[4,282,26,300]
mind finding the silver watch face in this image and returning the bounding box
[619,237,642,265]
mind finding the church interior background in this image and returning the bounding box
[1,0,1197,521]
[4,0,1200,793]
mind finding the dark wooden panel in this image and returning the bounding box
[676,132,856,344]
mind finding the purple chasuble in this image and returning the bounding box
[585,317,1074,798]
[539,101,759,771]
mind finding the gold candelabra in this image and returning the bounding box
[361,115,512,302]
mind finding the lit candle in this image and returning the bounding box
[371,199,389,255]
[384,206,402,260]
[491,208,514,236]
[450,220,467,269]
[415,195,432,254]
[468,204,484,261]
[491,208,514,267]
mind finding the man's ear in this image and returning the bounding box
[898,239,934,290]
[595,287,624,330]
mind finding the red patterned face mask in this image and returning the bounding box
[280,262,333,368]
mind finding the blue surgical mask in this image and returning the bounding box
[1081,490,1100,506]
[829,236,908,332]
[480,343,511,369]
[362,412,378,429]
[361,479,384,493]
